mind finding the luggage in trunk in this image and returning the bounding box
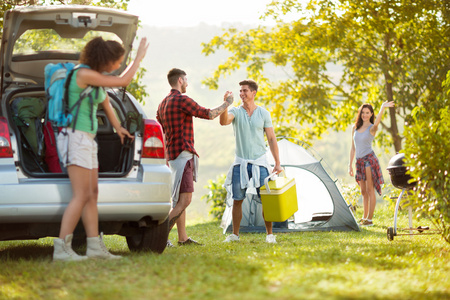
[8,93,134,177]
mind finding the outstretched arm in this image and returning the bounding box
[370,101,395,135]
[102,95,134,144]
[265,127,282,174]
[208,91,234,119]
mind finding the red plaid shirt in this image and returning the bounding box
[355,151,384,195]
[156,89,210,161]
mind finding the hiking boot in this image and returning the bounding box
[53,234,88,262]
[361,219,374,227]
[178,237,203,246]
[86,233,122,260]
[167,239,175,248]
[224,234,240,242]
[266,234,277,244]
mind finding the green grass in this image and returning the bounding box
[0,204,449,300]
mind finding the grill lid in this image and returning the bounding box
[387,153,406,170]
[386,152,416,189]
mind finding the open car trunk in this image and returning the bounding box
[6,87,139,178]
[1,6,142,178]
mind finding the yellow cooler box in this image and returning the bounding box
[260,173,298,222]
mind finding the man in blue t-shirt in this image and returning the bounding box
[220,79,282,243]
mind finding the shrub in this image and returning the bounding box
[202,174,227,221]
[341,183,361,212]
[403,71,450,244]
[382,182,409,211]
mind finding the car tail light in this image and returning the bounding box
[142,119,165,159]
[0,117,13,158]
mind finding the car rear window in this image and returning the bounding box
[13,29,121,56]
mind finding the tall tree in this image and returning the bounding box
[202,0,450,152]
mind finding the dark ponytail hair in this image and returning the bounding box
[354,103,375,130]
[79,37,125,72]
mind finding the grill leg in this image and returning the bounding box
[393,188,405,235]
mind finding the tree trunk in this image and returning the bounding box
[382,32,403,153]
[384,74,402,152]
[389,107,402,152]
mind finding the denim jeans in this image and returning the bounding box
[231,164,269,200]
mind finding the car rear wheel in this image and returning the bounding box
[126,218,169,254]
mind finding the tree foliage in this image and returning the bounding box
[202,0,450,152]
[127,66,149,105]
[402,71,450,244]
[201,174,227,221]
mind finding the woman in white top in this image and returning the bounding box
[349,101,394,226]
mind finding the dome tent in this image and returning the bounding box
[221,138,360,233]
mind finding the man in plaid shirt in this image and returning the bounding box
[157,68,233,246]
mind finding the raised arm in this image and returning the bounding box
[219,91,235,125]
[219,108,235,125]
[209,91,234,120]
[370,101,395,136]
[78,38,149,88]
[265,127,282,174]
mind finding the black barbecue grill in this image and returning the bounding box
[386,153,438,240]
[387,153,416,190]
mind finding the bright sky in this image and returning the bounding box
[127,0,276,27]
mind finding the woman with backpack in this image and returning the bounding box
[348,101,394,227]
[53,36,149,261]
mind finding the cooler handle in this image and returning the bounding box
[264,170,286,193]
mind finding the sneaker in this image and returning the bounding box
[167,240,175,248]
[224,234,240,242]
[361,219,374,226]
[178,237,203,246]
[359,218,366,225]
[266,234,277,244]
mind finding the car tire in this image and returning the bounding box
[126,218,169,254]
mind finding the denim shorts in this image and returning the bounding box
[231,164,269,201]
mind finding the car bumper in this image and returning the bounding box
[0,173,172,223]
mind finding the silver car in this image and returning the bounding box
[0,6,171,253]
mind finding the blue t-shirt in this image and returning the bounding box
[229,105,273,160]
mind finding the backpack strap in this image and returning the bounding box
[83,87,100,131]
[65,65,99,132]
[64,68,78,132]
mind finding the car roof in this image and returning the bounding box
[1,5,138,87]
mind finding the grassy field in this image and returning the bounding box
[0,204,449,300]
